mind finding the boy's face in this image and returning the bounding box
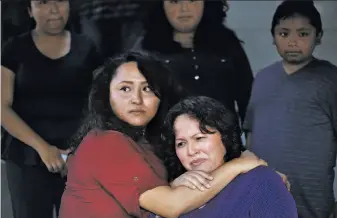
[273,14,322,64]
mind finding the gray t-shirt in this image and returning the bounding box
[244,59,337,218]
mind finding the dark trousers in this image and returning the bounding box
[6,161,66,218]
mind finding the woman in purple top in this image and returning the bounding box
[151,96,297,218]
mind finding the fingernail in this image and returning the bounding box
[206,184,211,188]
[201,187,205,191]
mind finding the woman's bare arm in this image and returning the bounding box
[1,66,49,152]
[1,66,68,172]
[140,157,266,218]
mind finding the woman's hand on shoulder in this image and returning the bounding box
[276,171,291,191]
[170,171,214,191]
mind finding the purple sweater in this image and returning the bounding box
[150,166,298,218]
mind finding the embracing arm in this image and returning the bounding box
[140,157,265,218]
[92,131,265,218]
[140,160,242,217]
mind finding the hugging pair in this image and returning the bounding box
[59,52,296,218]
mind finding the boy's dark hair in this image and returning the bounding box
[271,0,322,36]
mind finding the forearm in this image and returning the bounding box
[140,161,241,217]
[175,161,241,214]
[1,106,49,152]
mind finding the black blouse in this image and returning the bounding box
[1,32,102,165]
[141,35,253,125]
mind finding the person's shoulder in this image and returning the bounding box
[315,58,337,70]
[2,32,30,50]
[309,59,337,92]
[71,32,93,43]
[82,130,132,145]
[255,61,282,79]
[77,130,134,154]
[240,166,283,185]
[75,130,141,163]
[71,32,99,52]
[249,166,280,178]
[314,59,337,78]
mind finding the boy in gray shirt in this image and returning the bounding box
[244,1,337,218]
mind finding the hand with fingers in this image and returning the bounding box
[276,171,291,191]
[170,170,214,191]
[60,153,74,177]
[37,145,71,173]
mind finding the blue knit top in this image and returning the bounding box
[150,166,298,218]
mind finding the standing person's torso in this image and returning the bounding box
[248,59,337,218]
[2,32,101,165]
[157,49,239,117]
[140,28,253,123]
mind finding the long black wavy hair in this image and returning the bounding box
[160,96,242,181]
[142,0,243,56]
[71,51,186,152]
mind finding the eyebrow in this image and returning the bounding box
[277,27,311,31]
[296,28,312,31]
[118,81,148,85]
[176,132,202,141]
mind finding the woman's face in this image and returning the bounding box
[163,0,204,33]
[109,62,160,127]
[174,114,226,173]
[29,0,69,35]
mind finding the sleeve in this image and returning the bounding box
[1,36,20,73]
[332,92,337,138]
[317,72,337,140]
[232,40,254,124]
[89,131,167,217]
[329,77,337,138]
[249,167,298,218]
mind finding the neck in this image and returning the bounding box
[173,31,195,48]
[33,28,67,41]
[283,57,314,75]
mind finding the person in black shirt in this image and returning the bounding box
[140,0,253,125]
[1,1,101,218]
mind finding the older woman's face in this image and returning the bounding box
[163,0,204,33]
[174,114,226,173]
[109,62,160,127]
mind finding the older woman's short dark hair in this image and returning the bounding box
[160,96,242,181]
